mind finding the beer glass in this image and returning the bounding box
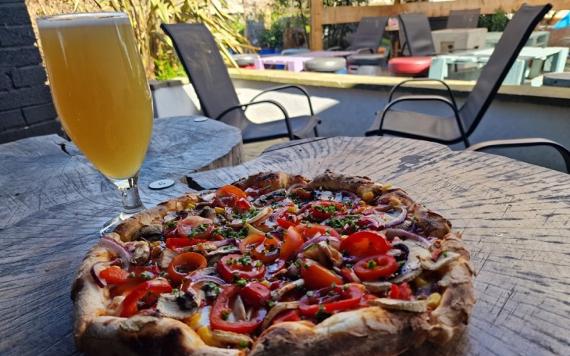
[37,13,153,232]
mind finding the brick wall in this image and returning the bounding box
[0,0,60,143]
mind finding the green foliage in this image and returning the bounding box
[322,0,368,49]
[260,18,285,49]
[479,9,510,32]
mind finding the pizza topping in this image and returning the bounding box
[125,241,150,265]
[91,260,122,287]
[353,254,399,281]
[99,265,130,285]
[120,278,173,317]
[340,231,392,258]
[298,284,365,319]
[389,282,413,300]
[100,235,131,267]
[156,291,200,319]
[384,228,433,248]
[261,301,300,329]
[270,279,305,301]
[369,298,427,312]
[426,292,442,309]
[210,285,267,334]
[241,282,271,308]
[211,330,253,348]
[217,254,266,282]
[299,259,343,290]
[309,201,345,221]
[420,251,460,270]
[362,281,392,293]
[279,226,304,260]
[167,252,208,283]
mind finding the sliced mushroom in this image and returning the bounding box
[159,248,177,269]
[363,281,392,293]
[135,224,163,241]
[233,295,247,321]
[206,245,240,257]
[421,251,460,271]
[261,301,300,329]
[389,240,431,283]
[247,207,273,226]
[125,241,150,265]
[198,206,217,220]
[156,292,200,320]
[271,279,304,301]
[370,298,427,313]
[211,330,254,347]
[317,241,343,266]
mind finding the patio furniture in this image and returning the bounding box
[367,4,553,147]
[258,55,312,72]
[390,13,435,76]
[232,53,260,68]
[304,57,347,73]
[543,72,570,87]
[446,8,481,29]
[162,23,320,143]
[329,16,388,53]
[3,135,570,355]
[281,48,310,56]
[466,138,570,173]
[485,30,551,48]
[431,28,487,54]
[429,46,569,85]
[347,53,388,75]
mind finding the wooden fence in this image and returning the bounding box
[309,0,570,50]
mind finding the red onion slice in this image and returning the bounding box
[100,236,131,268]
[297,234,340,255]
[383,228,433,248]
[359,207,407,230]
[188,274,226,286]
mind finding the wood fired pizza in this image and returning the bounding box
[72,171,475,355]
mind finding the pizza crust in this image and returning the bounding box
[72,172,475,355]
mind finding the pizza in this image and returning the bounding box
[72,171,475,355]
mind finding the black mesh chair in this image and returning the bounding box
[367,4,552,147]
[447,9,481,29]
[399,13,436,56]
[466,138,570,173]
[347,17,389,52]
[161,23,320,143]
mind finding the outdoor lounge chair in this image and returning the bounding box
[466,138,570,173]
[447,9,481,29]
[329,17,388,53]
[161,23,320,143]
[367,4,552,148]
[389,13,435,76]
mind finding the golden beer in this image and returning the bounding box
[38,13,152,180]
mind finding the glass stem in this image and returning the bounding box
[113,173,145,217]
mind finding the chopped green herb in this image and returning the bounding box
[238,340,250,349]
[267,300,276,308]
[221,309,230,320]
[140,271,154,280]
[367,260,378,269]
[235,278,247,287]
[164,220,177,229]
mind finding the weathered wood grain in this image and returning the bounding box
[1,136,569,356]
[0,116,242,229]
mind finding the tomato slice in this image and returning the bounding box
[309,201,345,221]
[235,198,252,213]
[165,237,207,250]
[168,252,208,283]
[120,278,172,317]
[217,185,248,199]
[241,282,271,308]
[279,226,303,260]
[272,309,301,325]
[389,282,412,300]
[299,224,340,239]
[239,234,265,253]
[176,216,213,239]
[210,285,267,334]
[340,231,391,258]
[99,266,130,285]
[353,254,398,281]
[299,284,364,317]
[299,259,343,290]
[251,236,281,264]
[217,254,266,282]
[276,212,299,229]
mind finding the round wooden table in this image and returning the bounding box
[1,136,568,356]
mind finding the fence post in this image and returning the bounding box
[310,0,324,50]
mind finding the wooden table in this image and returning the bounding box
[2,136,569,356]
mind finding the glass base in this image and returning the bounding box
[99,173,145,236]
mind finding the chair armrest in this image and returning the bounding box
[327,46,342,51]
[355,48,375,54]
[248,84,315,116]
[466,138,570,173]
[215,99,294,140]
[388,79,458,109]
[376,94,468,146]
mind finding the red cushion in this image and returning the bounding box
[388,57,432,75]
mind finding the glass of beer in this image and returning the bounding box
[37,12,153,232]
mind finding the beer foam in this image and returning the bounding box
[37,12,129,28]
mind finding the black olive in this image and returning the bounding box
[176,291,198,310]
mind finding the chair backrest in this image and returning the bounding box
[161,23,246,129]
[399,13,435,56]
[459,4,552,136]
[447,9,481,29]
[348,17,388,51]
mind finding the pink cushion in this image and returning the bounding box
[388,57,432,75]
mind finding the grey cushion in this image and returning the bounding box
[242,115,320,142]
[233,54,259,66]
[347,54,387,66]
[304,57,346,72]
[543,72,570,88]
